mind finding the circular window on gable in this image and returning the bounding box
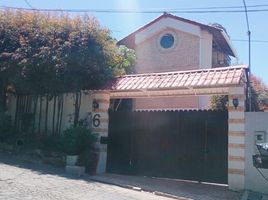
[160,33,175,49]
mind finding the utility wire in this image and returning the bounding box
[23,0,35,10]
[2,6,268,13]
[162,4,268,11]
[2,3,268,12]
[3,5,268,43]
[232,39,268,43]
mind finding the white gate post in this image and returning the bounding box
[92,91,110,174]
[228,86,246,191]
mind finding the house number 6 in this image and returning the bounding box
[93,114,101,127]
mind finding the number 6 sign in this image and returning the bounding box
[92,113,101,128]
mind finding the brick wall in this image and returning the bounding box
[135,28,200,73]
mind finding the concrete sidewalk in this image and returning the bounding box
[89,173,241,200]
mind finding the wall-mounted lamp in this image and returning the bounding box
[93,100,99,110]
[232,98,239,109]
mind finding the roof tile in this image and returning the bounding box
[108,65,247,91]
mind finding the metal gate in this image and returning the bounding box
[107,110,228,184]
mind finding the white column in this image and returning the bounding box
[92,91,110,174]
[228,86,246,191]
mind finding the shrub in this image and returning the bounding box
[40,134,63,153]
[0,112,11,133]
[61,126,97,155]
[0,112,13,142]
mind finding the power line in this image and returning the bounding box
[2,5,268,14]
[3,4,268,44]
[23,0,35,10]
[164,4,268,11]
[232,39,268,43]
[2,3,268,13]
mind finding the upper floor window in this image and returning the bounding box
[160,33,175,49]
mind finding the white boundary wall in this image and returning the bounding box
[7,92,93,134]
[245,112,268,194]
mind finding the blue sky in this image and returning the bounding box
[2,0,268,84]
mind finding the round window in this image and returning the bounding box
[160,33,175,49]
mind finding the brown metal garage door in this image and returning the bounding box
[107,110,228,184]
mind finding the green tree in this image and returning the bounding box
[114,45,136,75]
[249,75,268,111]
[210,95,228,111]
[0,10,136,129]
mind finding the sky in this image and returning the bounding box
[1,0,268,84]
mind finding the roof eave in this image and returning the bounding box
[109,86,234,99]
[220,31,238,58]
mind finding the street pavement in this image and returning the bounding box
[0,153,172,200]
[90,173,241,200]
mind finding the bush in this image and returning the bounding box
[61,126,97,155]
[0,112,13,142]
[0,112,11,133]
[40,134,63,153]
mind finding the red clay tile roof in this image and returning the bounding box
[117,13,236,57]
[109,65,247,91]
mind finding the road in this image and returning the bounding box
[0,153,172,200]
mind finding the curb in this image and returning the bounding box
[154,191,190,200]
[88,177,188,200]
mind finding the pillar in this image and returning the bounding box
[228,86,246,191]
[92,91,110,174]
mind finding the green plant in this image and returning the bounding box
[40,134,63,153]
[61,126,97,155]
[0,112,11,133]
[0,111,12,142]
[0,10,136,128]
[210,95,228,110]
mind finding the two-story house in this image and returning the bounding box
[117,13,238,110]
